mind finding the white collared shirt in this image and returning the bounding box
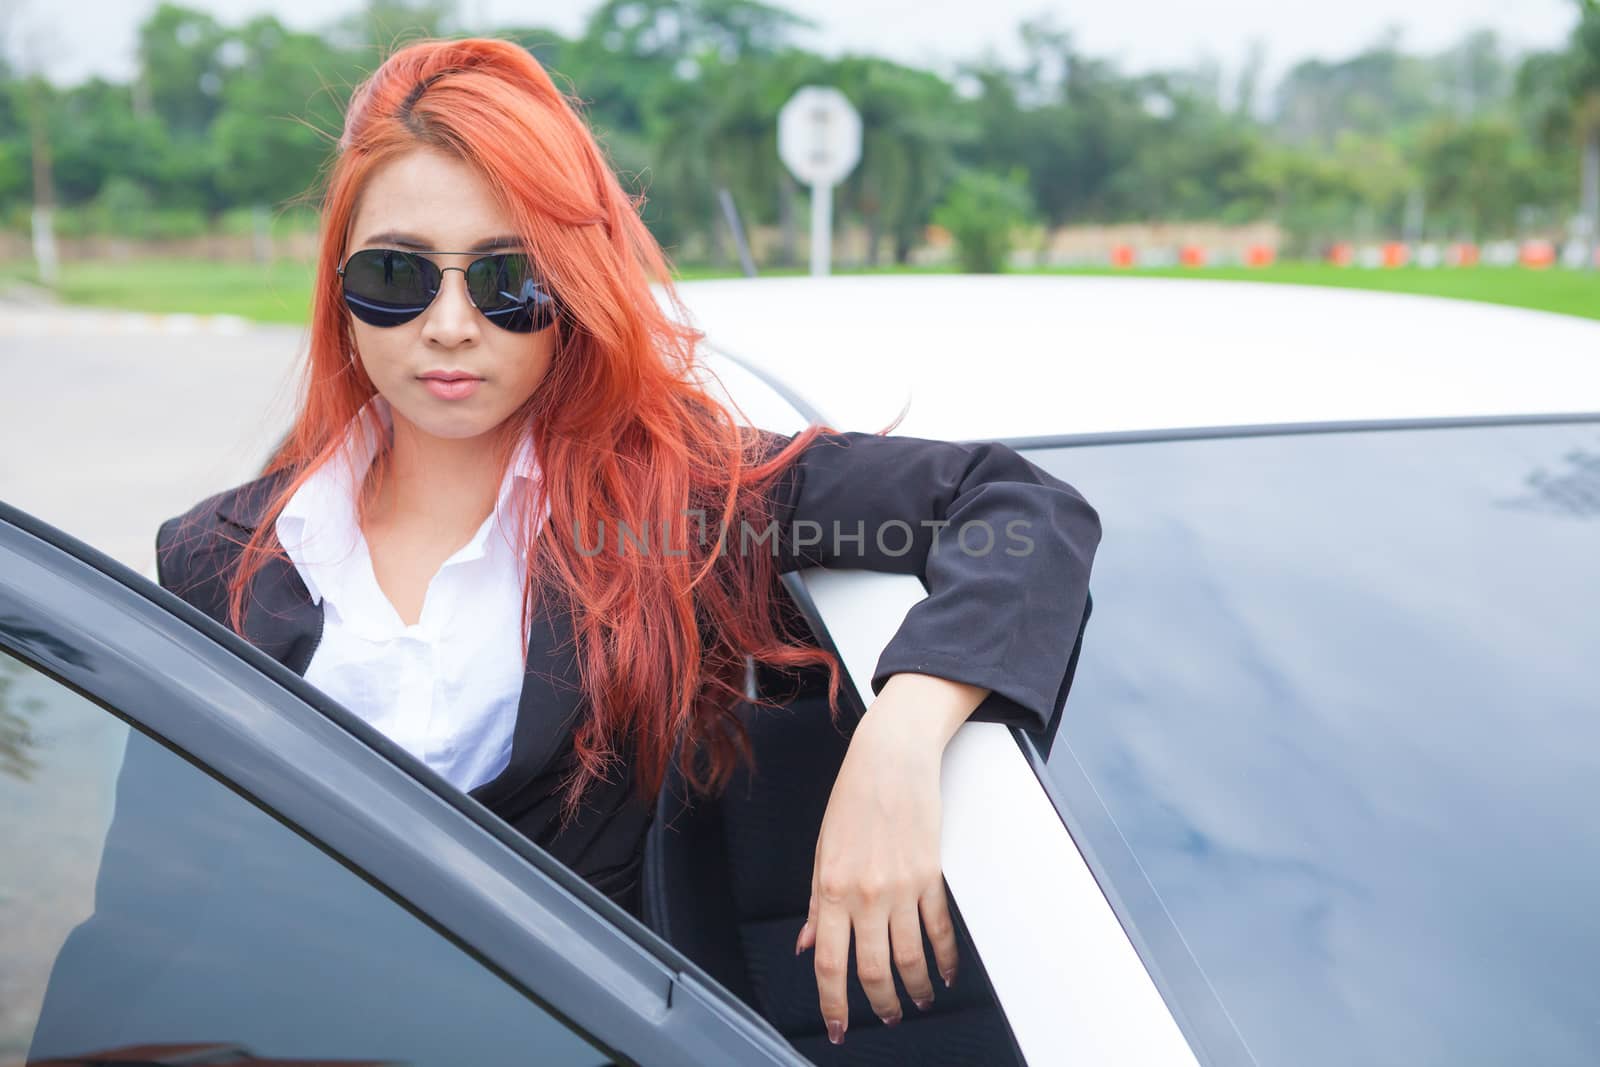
[274,393,545,794]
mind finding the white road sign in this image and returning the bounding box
[778,86,862,276]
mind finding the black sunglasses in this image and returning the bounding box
[336,248,560,333]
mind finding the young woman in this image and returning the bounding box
[154,37,1101,1046]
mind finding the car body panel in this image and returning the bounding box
[669,275,1600,439]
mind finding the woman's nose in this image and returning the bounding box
[423,266,481,339]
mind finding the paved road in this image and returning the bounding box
[1,293,307,580]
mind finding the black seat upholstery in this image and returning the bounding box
[642,657,1026,1065]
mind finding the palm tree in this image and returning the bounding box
[592,0,817,265]
[829,56,967,266]
[1561,0,1600,262]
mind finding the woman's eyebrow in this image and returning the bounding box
[360,230,524,252]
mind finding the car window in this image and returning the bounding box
[1023,420,1600,1066]
[0,648,614,1066]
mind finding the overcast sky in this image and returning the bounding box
[6,0,1580,96]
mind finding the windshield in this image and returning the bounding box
[1025,419,1600,1066]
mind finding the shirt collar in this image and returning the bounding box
[274,393,542,614]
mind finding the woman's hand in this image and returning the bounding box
[794,672,989,1045]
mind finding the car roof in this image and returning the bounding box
[668,275,1600,440]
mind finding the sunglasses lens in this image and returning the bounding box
[466,253,559,333]
[341,249,438,327]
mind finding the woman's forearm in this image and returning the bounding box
[861,672,990,753]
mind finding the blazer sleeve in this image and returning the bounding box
[759,428,1102,736]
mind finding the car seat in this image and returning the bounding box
[641,653,1026,1066]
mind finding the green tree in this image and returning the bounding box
[1417,117,1542,239]
[136,3,231,137]
[1272,27,1443,147]
[931,166,1036,272]
[131,4,234,220]
[1559,0,1600,259]
[39,79,150,203]
[582,0,809,64]
[1106,72,1274,221]
[211,17,356,213]
[958,19,1152,225]
[325,0,462,55]
[577,0,816,258]
[829,55,967,265]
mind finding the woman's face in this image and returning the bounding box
[344,147,558,442]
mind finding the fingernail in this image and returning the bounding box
[878,1013,902,1027]
[827,1019,844,1045]
[941,967,957,988]
[913,996,933,1011]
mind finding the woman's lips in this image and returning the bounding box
[419,375,482,400]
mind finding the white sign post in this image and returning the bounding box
[777,86,862,277]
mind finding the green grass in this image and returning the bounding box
[0,258,316,323]
[6,256,1600,324]
[1037,263,1600,322]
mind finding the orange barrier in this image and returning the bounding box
[1520,240,1555,269]
[1080,239,1586,269]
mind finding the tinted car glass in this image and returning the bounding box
[1025,420,1600,1066]
[0,648,613,1066]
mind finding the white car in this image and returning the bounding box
[5,274,1597,1066]
[658,273,1600,1066]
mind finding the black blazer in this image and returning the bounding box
[154,428,1102,919]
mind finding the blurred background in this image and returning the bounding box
[3,0,1600,320]
[3,0,1600,571]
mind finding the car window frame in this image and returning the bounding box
[0,500,808,1067]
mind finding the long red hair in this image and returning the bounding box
[216,36,852,826]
